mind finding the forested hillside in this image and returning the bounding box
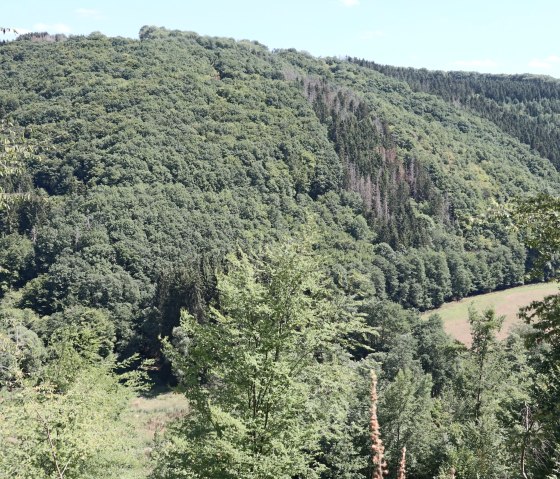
[1,27,558,353]
[1,27,560,478]
[352,58,560,170]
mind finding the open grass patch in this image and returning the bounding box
[122,391,189,477]
[422,282,559,344]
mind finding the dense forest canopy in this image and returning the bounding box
[0,27,558,352]
[1,27,560,478]
[351,59,560,170]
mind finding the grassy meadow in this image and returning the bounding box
[124,392,190,477]
[422,282,559,344]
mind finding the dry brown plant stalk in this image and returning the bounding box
[370,369,388,479]
[396,446,406,479]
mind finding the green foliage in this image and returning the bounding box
[466,308,505,421]
[0,324,43,387]
[0,233,34,293]
[508,193,560,477]
[0,27,560,478]
[0,28,556,356]
[40,306,116,390]
[514,194,560,277]
[152,241,365,478]
[44,306,115,358]
[379,369,439,477]
[0,293,147,478]
[0,361,142,479]
[353,61,560,170]
[518,294,560,475]
[432,308,538,479]
[0,294,44,388]
[414,314,460,395]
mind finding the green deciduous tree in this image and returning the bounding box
[514,194,560,279]
[0,294,44,389]
[0,120,39,211]
[514,194,560,476]
[152,241,366,478]
[438,308,536,479]
[379,369,438,478]
[0,360,141,479]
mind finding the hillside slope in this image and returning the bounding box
[0,27,558,354]
[352,58,560,169]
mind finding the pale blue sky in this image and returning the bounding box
[3,0,560,77]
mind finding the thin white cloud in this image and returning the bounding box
[528,55,560,69]
[360,30,384,40]
[33,23,72,34]
[452,59,498,68]
[340,0,360,7]
[75,8,102,19]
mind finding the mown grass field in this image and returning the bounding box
[422,282,559,344]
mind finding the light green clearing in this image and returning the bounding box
[422,282,559,344]
[124,392,190,477]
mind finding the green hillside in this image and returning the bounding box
[1,28,560,478]
[1,28,558,353]
[352,58,560,169]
